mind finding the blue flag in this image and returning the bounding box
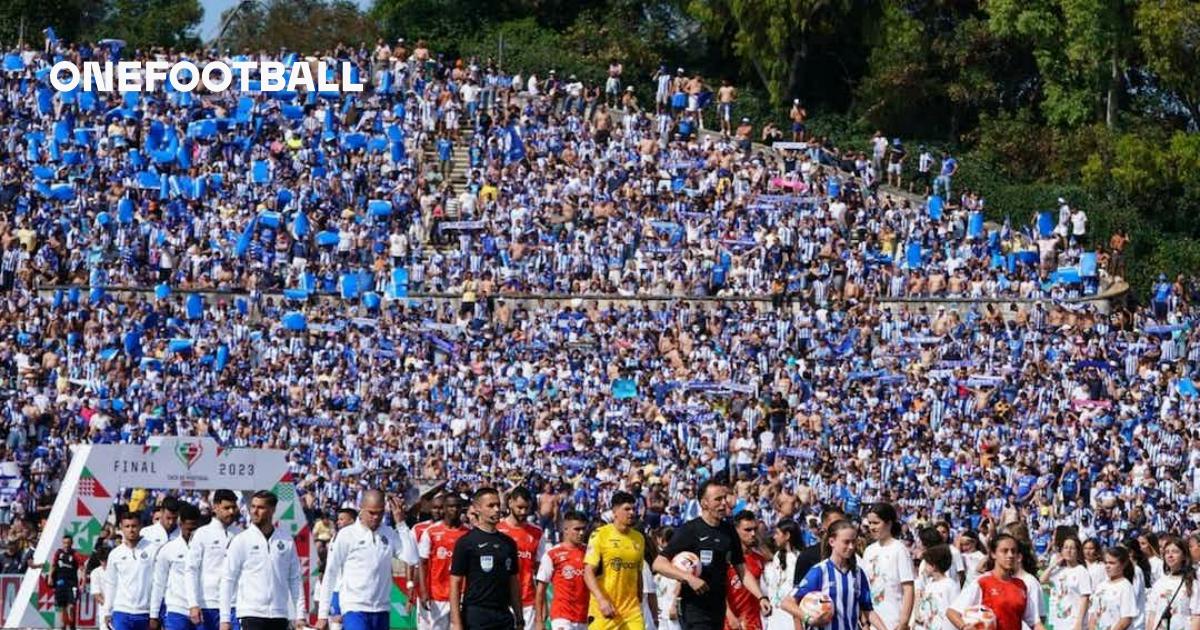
[507,125,525,163]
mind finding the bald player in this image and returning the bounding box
[318,491,421,630]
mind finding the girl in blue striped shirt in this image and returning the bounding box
[783,520,889,630]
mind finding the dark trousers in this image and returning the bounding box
[238,617,289,630]
[463,606,515,630]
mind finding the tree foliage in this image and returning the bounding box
[686,0,867,106]
[220,0,378,53]
[0,0,105,47]
[1133,0,1200,126]
[90,0,202,50]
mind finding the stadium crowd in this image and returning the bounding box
[0,31,1198,630]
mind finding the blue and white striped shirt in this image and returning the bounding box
[792,559,874,630]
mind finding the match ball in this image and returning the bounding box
[672,551,702,576]
[799,591,834,626]
[960,605,996,630]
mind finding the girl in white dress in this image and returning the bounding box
[1045,536,1092,630]
[864,503,915,630]
[1089,546,1139,630]
[763,519,802,630]
[1145,536,1194,630]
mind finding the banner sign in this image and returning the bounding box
[3,438,301,629]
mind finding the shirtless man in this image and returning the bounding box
[717,79,737,135]
[593,105,612,144]
[537,482,558,541]
[789,100,808,141]
[774,485,799,521]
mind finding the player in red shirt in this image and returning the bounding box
[497,487,547,629]
[418,493,470,630]
[725,511,768,630]
[410,495,444,609]
[947,534,1037,630]
[535,511,590,630]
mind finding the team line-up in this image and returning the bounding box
[45,481,1200,630]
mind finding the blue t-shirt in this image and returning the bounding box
[436,138,453,161]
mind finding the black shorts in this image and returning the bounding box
[54,586,76,607]
[463,606,514,630]
[679,604,724,630]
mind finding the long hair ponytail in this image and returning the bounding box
[775,518,803,573]
[866,502,902,539]
[1122,539,1152,588]
[822,519,859,571]
[981,533,1019,574]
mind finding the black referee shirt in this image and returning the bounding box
[450,527,519,611]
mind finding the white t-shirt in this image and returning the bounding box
[1088,563,1108,593]
[1047,564,1093,630]
[90,565,108,618]
[912,574,960,630]
[863,538,915,629]
[962,551,986,584]
[734,437,754,465]
[1145,574,1194,630]
[1133,566,1147,630]
[1091,578,1138,630]
[1070,211,1088,236]
[1019,572,1044,630]
[1147,558,1164,587]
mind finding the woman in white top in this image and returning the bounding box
[763,519,803,630]
[1145,536,1194,630]
[863,503,915,630]
[1089,546,1139,630]
[1045,536,1092,630]
[1085,540,1110,594]
[1137,534,1165,587]
[1126,540,1153,630]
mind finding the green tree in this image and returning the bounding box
[91,0,202,50]
[687,0,865,105]
[221,0,378,53]
[1134,0,1200,127]
[0,0,105,47]
[988,0,1133,128]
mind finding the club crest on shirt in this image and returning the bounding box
[277,541,285,551]
[481,555,494,572]
[700,550,714,566]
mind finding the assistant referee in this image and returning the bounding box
[449,487,522,630]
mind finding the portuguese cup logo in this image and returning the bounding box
[176,442,204,469]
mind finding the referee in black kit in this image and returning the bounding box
[449,487,522,630]
[653,478,771,630]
